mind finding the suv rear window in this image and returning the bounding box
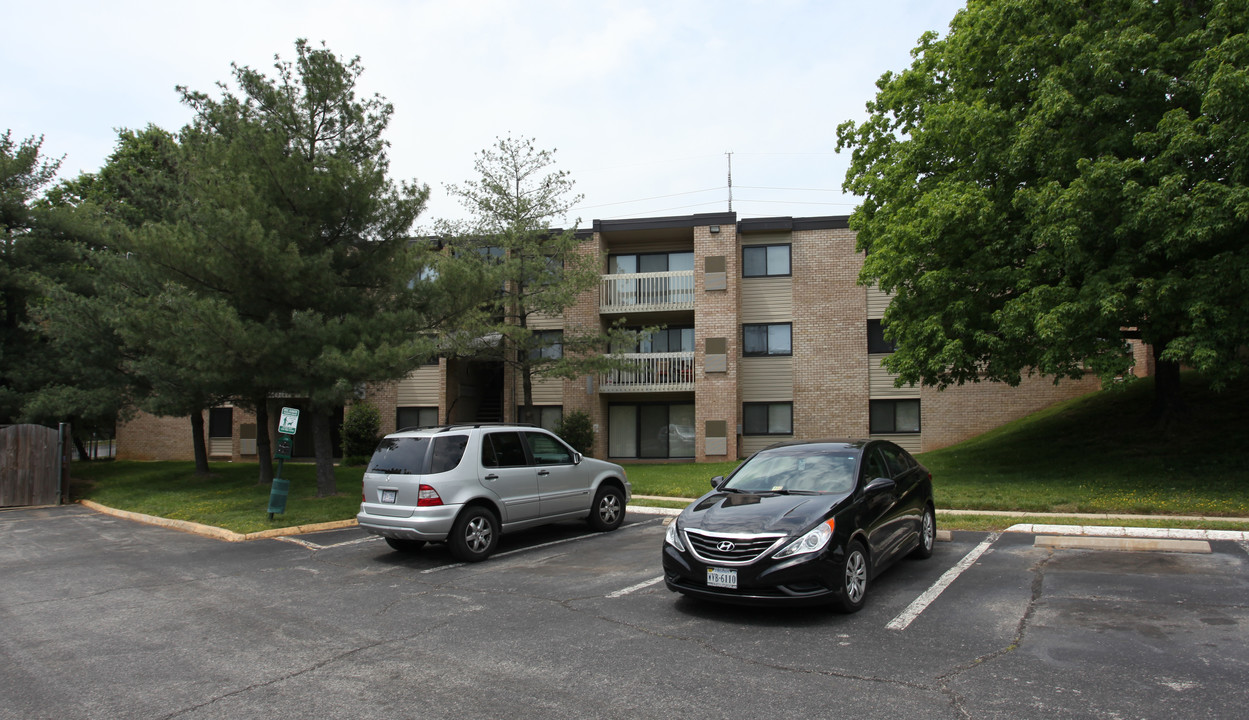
[366,435,468,475]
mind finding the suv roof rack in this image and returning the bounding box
[394,422,539,434]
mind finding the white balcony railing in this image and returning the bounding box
[600,271,695,313]
[599,352,695,393]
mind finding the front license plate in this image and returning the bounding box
[706,567,737,589]
[380,489,397,504]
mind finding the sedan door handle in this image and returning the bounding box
[484,473,499,481]
[537,470,550,476]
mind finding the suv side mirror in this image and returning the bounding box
[710,475,725,490]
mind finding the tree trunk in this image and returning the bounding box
[72,434,90,462]
[1149,344,1186,429]
[254,399,273,484]
[312,408,337,497]
[190,411,210,476]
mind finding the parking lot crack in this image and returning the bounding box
[933,548,1055,718]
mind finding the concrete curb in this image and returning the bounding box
[77,500,358,542]
[1006,522,1249,542]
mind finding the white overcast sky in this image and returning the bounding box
[2,0,966,230]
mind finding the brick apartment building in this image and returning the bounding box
[118,212,1125,463]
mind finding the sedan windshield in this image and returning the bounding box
[723,449,858,494]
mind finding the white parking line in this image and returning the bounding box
[607,576,665,598]
[420,528,648,574]
[276,535,381,551]
[886,533,999,631]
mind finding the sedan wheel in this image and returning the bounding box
[588,485,625,531]
[449,506,498,562]
[836,541,869,613]
[912,505,936,559]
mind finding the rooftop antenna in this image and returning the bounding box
[726,151,733,212]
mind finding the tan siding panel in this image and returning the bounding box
[740,357,793,401]
[871,433,922,453]
[740,277,792,323]
[530,376,564,405]
[528,314,563,330]
[740,435,791,457]
[397,366,441,406]
[869,354,920,398]
[741,232,791,246]
[866,285,892,319]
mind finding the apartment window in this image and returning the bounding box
[614,326,695,354]
[519,406,562,432]
[208,407,233,438]
[870,400,921,434]
[743,402,793,435]
[742,245,791,277]
[608,403,695,459]
[529,330,563,360]
[867,320,896,354]
[608,251,695,274]
[397,406,439,430]
[743,323,792,356]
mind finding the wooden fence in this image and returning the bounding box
[0,424,69,507]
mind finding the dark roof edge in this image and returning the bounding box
[593,212,738,233]
[739,215,851,233]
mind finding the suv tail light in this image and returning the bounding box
[417,484,443,507]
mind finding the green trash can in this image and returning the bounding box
[267,477,290,516]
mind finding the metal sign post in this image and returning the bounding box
[267,407,300,520]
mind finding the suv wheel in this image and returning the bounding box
[588,485,625,532]
[449,506,498,562]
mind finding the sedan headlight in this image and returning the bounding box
[773,519,835,559]
[664,520,686,551]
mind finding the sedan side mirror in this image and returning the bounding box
[710,475,725,490]
[572,451,583,465]
[865,477,896,494]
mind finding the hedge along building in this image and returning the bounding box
[116,212,1151,463]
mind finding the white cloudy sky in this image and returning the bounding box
[3,0,965,229]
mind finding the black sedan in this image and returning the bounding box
[662,439,935,612]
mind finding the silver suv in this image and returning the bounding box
[357,423,631,562]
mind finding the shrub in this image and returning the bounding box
[555,410,595,457]
[341,401,381,461]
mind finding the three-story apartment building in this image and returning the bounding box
[118,212,1114,463]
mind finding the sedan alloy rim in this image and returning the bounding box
[845,551,867,602]
[923,512,934,550]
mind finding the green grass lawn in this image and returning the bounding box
[70,374,1248,534]
[71,461,364,535]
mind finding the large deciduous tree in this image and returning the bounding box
[441,136,645,425]
[836,0,1249,421]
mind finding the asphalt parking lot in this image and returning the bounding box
[2,504,1246,719]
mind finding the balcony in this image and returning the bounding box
[599,352,695,393]
[600,271,695,313]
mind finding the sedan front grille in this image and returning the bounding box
[684,529,786,565]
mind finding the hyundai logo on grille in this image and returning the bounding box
[717,541,736,552]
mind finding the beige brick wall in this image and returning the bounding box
[563,230,608,457]
[694,223,740,462]
[919,373,1100,451]
[791,227,870,440]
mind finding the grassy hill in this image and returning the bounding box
[919,373,1249,516]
